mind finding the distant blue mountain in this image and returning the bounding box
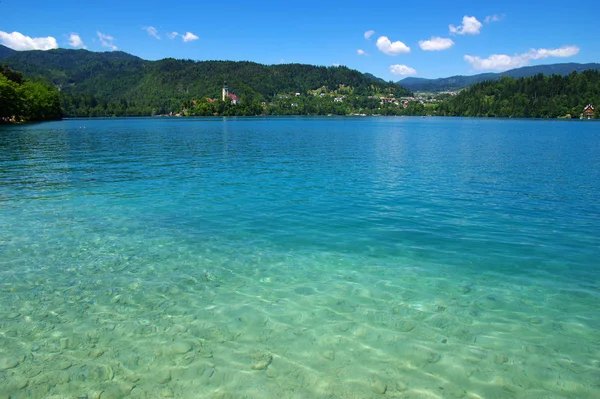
[363,73,387,84]
[398,63,600,92]
[0,44,16,60]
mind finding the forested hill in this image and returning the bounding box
[436,70,600,118]
[399,63,600,92]
[1,65,62,123]
[0,45,410,116]
[0,44,16,59]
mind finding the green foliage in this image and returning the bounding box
[1,48,412,117]
[437,71,600,118]
[0,65,23,84]
[399,63,600,92]
[1,66,61,123]
[0,44,16,60]
[184,92,427,117]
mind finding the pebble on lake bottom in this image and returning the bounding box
[370,377,387,394]
[0,356,22,370]
[251,354,273,370]
[171,341,192,354]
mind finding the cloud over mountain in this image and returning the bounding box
[376,36,410,55]
[182,32,199,42]
[68,33,86,49]
[390,64,417,76]
[419,37,454,51]
[449,16,482,35]
[0,30,58,51]
[465,45,580,71]
[144,26,160,40]
[97,31,117,50]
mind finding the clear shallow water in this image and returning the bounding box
[1,116,599,398]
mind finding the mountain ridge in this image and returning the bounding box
[0,45,410,116]
[0,44,17,60]
[399,63,600,92]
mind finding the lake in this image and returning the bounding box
[1,117,599,398]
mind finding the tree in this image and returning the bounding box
[0,74,23,120]
[1,67,62,123]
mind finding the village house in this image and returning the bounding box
[583,104,594,119]
[222,83,241,105]
[227,93,241,105]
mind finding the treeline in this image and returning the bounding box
[437,70,600,118]
[184,95,426,116]
[1,48,411,117]
[0,66,61,123]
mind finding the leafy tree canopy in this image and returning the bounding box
[436,71,600,119]
[0,66,61,123]
[2,48,412,117]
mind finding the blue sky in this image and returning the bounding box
[1,0,597,80]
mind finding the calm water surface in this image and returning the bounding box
[1,117,599,398]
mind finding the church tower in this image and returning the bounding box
[222,82,228,102]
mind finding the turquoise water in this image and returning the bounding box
[1,117,599,398]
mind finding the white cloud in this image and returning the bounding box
[167,31,179,39]
[464,45,580,71]
[376,36,410,55]
[0,30,58,51]
[390,64,417,76]
[182,32,199,42]
[419,36,454,51]
[97,31,117,50]
[484,14,502,24]
[357,49,365,55]
[364,30,375,39]
[144,26,160,40]
[533,46,580,58]
[449,16,482,35]
[68,33,86,49]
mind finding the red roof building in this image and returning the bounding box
[228,93,241,105]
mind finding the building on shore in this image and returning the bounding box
[222,83,228,102]
[583,104,594,119]
[227,93,241,105]
[222,82,241,105]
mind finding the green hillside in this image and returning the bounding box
[0,65,62,123]
[0,44,16,60]
[1,46,410,117]
[399,63,600,92]
[436,70,600,118]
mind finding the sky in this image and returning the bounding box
[1,0,598,80]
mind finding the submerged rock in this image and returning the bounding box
[323,350,335,361]
[171,341,192,354]
[153,370,172,384]
[251,354,273,370]
[0,355,22,370]
[99,382,134,399]
[370,377,387,394]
